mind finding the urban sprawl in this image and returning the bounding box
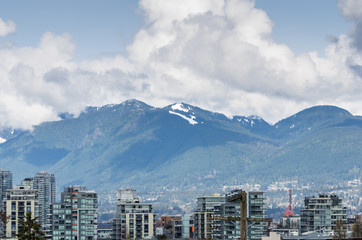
[0,170,361,240]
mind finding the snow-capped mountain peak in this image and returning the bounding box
[168,103,198,125]
[171,103,190,113]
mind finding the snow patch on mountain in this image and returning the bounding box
[234,116,261,127]
[105,104,116,108]
[248,115,262,120]
[171,103,189,112]
[0,137,6,144]
[169,111,198,125]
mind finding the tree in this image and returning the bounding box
[157,234,167,240]
[0,210,10,239]
[351,215,362,239]
[16,212,45,240]
[0,211,10,225]
[333,219,347,240]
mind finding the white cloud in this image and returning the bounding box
[125,0,362,121]
[0,18,16,37]
[338,0,362,20]
[2,0,362,130]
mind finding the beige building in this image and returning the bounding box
[112,189,155,239]
[2,185,39,238]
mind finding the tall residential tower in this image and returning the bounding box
[48,185,98,240]
[33,172,56,228]
[0,169,12,207]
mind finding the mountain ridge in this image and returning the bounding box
[0,100,361,205]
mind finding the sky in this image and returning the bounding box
[0,0,362,129]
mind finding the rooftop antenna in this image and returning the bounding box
[283,189,295,217]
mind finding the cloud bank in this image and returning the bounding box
[1,0,362,129]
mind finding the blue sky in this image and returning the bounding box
[0,0,362,129]
[0,0,351,59]
[256,0,351,54]
[0,0,142,60]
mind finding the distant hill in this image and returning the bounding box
[0,100,361,204]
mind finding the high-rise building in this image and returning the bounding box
[48,185,98,240]
[0,169,13,207]
[216,190,267,240]
[193,190,267,240]
[112,189,155,240]
[193,193,226,239]
[247,191,267,240]
[300,193,347,234]
[220,200,240,239]
[33,171,56,228]
[2,185,39,238]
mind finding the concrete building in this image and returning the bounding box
[193,193,226,239]
[216,190,267,240]
[220,200,240,239]
[280,231,333,240]
[0,169,13,207]
[33,171,56,228]
[278,215,301,237]
[248,191,267,240]
[159,214,193,239]
[160,215,182,238]
[2,185,39,238]
[112,189,155,240]
[300,193,347,234]
[262,232,281,240]
[48,185,98,240]
[172,217,182,238]
[181,214,193,239]
[21,177,34,188]
[97,223,113,240]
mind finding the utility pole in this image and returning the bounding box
[213,191,272,240]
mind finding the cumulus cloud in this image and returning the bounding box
[126,0,362,120]
[2,0,362,130]
[0,18,16,37]
[0,31,150,129]
[337,0,362,52]
[338,0,362,20]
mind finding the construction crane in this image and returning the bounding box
[283,189,295,217]
[213,191,272,240]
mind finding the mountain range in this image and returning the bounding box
[0,100,361,204]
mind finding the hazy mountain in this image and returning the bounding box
[0,100,361,200]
